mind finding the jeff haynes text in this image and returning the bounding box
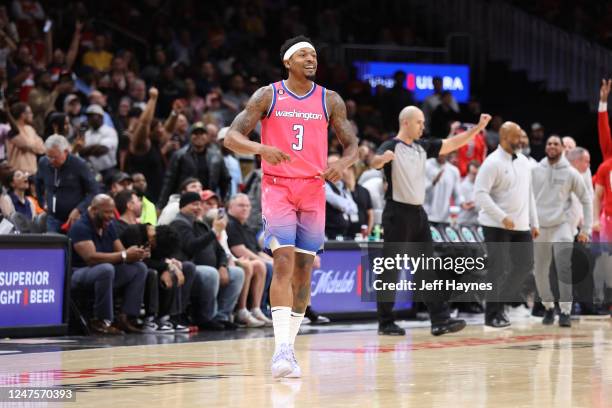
[372,280,493,292]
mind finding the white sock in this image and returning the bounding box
[271,306,291,352]
[289,311,305,346]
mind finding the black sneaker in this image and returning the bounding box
[215,319,239,330]
[198,319,225,331]
[378,322,406,336]
[542,309,555,325]
[558,313,571,327]
[531,302,546,317]
[431,318,466,336]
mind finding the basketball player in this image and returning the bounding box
[224,36,358,378]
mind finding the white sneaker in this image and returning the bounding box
[285,347,301,378]
[251,308,273,327]
[271,344,293,379]
[141,316,158,333]
[156,316,176,333]
[235,309,265,328]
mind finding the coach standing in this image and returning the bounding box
[474,122,539,328]
[372,106,491,336]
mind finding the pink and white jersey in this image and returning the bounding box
[261,80,329,178]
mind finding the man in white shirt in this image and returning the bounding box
[532,136,592,327]
[81,104,118,176]
[457,161,480,225]
[424,155,463,223]
[475,121,540,328]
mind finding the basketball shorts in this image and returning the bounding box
[261,174,326,256]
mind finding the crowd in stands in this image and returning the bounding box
[0,0,611,334]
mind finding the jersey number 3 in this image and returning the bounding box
[292,124,304,151]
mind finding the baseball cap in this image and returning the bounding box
[86,104,105,116]
[190,121,207,134]
[531,122,543,131]
[201,190,218,201]
[111,172,133,184]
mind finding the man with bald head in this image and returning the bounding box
[371,105,491,336]
[69,194,149,335]
[475,121,540,328]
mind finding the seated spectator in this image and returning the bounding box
[158,177,202,225]
[243,158,263,232]
[119,222,197,333]
[159,121,231,207]
[202,193,270,327]
[226,193,274,317]
[79,104,118,177]
[132,172,157,225]
[108,171,133,196]
[344,164,374,239]
[171,192,244,330]
[325,155,358,239]
[2,169,35,221]
[35,135,98,232]
[358,166,385,226]
[113,189,141,237]
[69,194,148,334]
[6,102,46,174]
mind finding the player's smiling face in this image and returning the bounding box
[288,48,317,80]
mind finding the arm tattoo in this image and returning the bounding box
[230,86,272,136]
[326,90,358,155]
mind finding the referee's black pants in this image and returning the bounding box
[482,226,534,321]
[376,200,451,325]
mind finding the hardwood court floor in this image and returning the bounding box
[0,316,610,408]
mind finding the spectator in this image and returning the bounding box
[424,154,463,223]
[451,123,488,177]
[171,192,244,330]
[422,76,459,129]
[158,177,202,225]
[242,160,262,232]
[82,33,114,72]
[562,136,576,153]
[35,134,98,232]
[108,171,133,196]
[486,115,503,152]
[184,78,205,122]
[519,128,538,168]
[1,169,34,221]
[529,122,546,161]
[226,194,274,314]
[324,155,358,239]
[69,194,148,334]
[159,121,230,207]
[429,91,460,139]
[221,73,249,124]
[217,127,242,197]
[88,90,116,129]
[132,172,157,225]
[44,111,70,139]
[6,102,45,174]
[382,71,415,131]
[27,71,59,136]
[457,161,481,226]
[358,165,385,226]
[113,189,142,237]
[79,104,118,176]
[344,164,374,238]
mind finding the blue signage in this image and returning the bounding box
[0,249,66,327]
[354,61,470,102]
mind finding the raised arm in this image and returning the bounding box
[130,87,157,154]
[224,86,290,164]
[598,79,612,161]
[322,90,359,182]
[439,114,491,156]
[65,21,83,71]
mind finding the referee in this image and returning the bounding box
[371,106,491,336]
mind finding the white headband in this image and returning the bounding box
[283,42,315,61]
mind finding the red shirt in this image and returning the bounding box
[452,125,487,177]
[595,157,612,216]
